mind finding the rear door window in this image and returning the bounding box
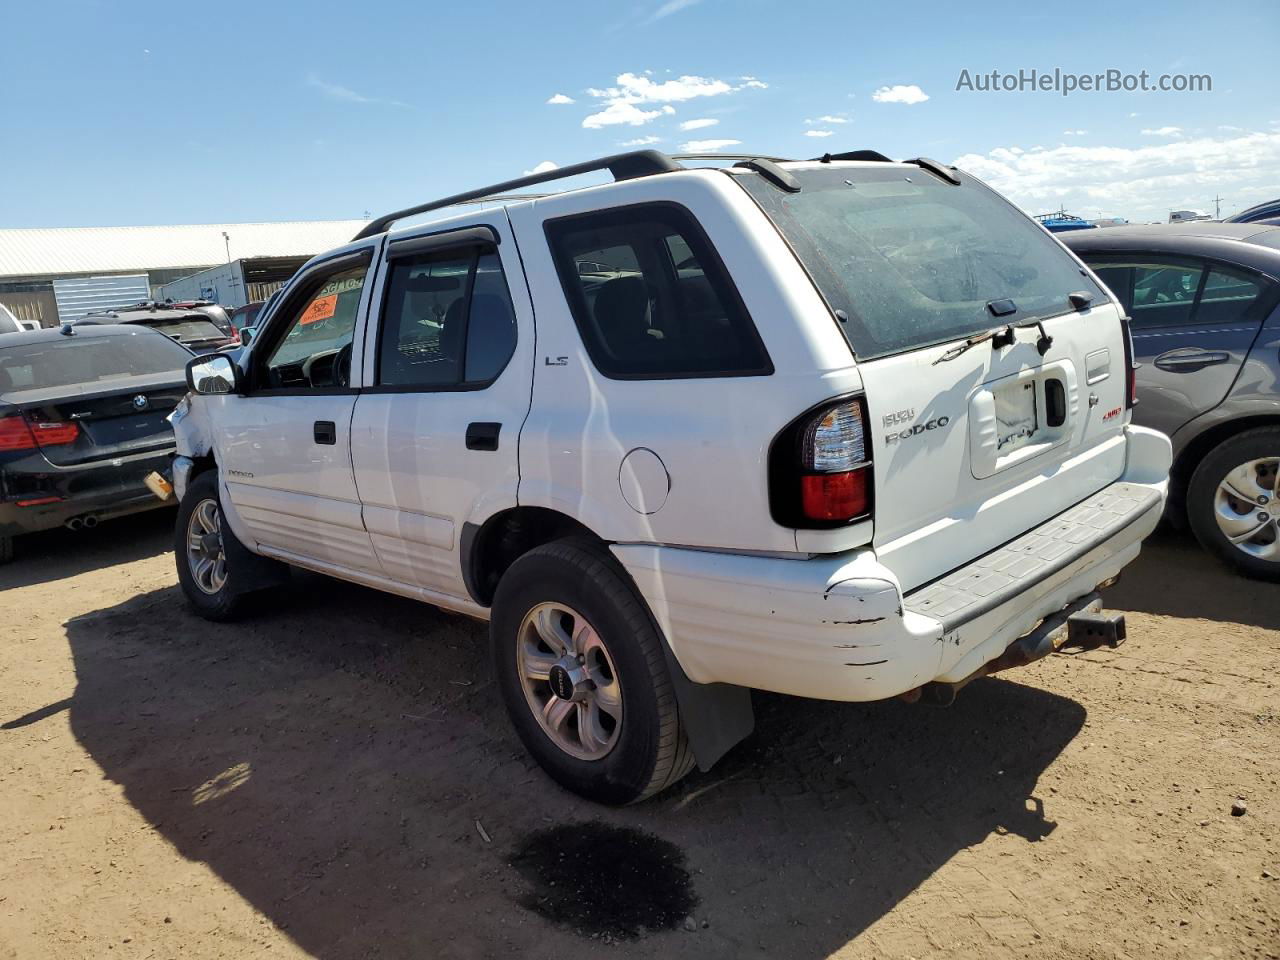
[545,203,772,379]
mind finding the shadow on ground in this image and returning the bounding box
[54,570,1085,959]
[1105,524,1280,630]
[0,507,174,590]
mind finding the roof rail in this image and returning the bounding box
[814,150,894,163]
[670,153,795,163]
[352,150,683,241]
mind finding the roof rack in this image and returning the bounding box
[670,153,796,163]
[353,150,683,241]
[814,150,894,163]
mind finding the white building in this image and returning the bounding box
[0,220,366,327]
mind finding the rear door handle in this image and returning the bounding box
[314,420,337,445]
[1153,349,1230,372]
[465,422,501,451]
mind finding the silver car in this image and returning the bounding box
[1065,222,1280,579]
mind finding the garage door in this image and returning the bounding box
[52,274,150,323]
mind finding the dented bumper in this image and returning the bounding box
[614,426,1170,703]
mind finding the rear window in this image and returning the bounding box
[0,332,191,391]
[545,203,772,379]
[144,317,227,342]
[737,166,1103,359]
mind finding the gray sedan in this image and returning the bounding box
[1064,222,1280,579]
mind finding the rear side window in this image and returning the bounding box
[738,167,1104,359]
[376,249,518,389]
[545,204,772,379]
[1087,259,1267,328]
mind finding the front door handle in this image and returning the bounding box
[466,422,501,451]
[314,420,337,445]
[1153,349,1230,372]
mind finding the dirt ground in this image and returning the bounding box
[1,510,1277,960]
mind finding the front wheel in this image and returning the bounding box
[491,540,694,804]
[174,471,254,620]
[1187,427,1280,581]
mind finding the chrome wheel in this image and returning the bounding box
[186,498,227,595]
[1213,457,1280,561]
[516,602,623,761]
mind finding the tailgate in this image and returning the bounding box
[858,302,1131,591]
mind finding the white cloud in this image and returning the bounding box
[581,71,766,129]
[649,0,701,20]
[805,130,835,138]
[306,74,406,107]
[620,135,662,146]
[1063,129,1088,136]
[681,138,742,152]
[953,129,1280,223]
[806,115,849,124]
[1219,125,1244,133]
[1141,126,1184,137]
[679,118,719,131]
[1129,112,1140,118]
[871,84,929,105]
[523,161,559,175]
[583,101,669,128]
[546,93,575,105]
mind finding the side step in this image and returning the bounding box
[904,591,1126,706]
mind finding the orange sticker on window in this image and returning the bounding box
[300,294,337,325]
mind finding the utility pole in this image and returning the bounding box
[1212,195,1225,219]
[222,231,231,263]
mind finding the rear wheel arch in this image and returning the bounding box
[463,506,602,607]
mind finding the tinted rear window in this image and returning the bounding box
[0,332,191,391]
[737,167,1102,359]
[546,203,771,379]
[144,317,226,341]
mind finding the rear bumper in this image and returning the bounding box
[0,447,175,537]
[614,425,1171,702]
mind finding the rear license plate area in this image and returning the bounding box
[993,380,1039,453]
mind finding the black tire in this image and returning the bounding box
[1187,426,1280,581]
[0,535,12,565]
[491,539,694,804]
[174,471,255,621]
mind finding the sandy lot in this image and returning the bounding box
[1,510,1277,960]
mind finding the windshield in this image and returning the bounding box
[737,166,1103,359]
[0,332,191,392]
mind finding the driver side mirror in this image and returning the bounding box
[186,353,241,395]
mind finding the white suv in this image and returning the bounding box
[170,150,1171,804]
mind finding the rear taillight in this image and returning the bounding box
[228,326,241,344]
[0,415,79,451]
[32,420,80,446]
[1120,315,1139,408]
[0,415,36,451]
[770,396,874,528]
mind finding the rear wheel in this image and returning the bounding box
[174,471,255,620]
[491,539,693,804]
[1187,427,1280,581]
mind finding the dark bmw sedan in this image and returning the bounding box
[0,324,191,562]
[1064,223,1280,579]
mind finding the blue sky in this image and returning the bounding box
[3,0,1276,227]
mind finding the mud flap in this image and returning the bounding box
[657,642,755,772]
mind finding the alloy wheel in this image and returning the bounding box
[186,498,228,595]
[516,602,623,761]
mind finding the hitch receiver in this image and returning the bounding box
[1065,609,1126,651]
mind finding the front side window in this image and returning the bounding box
[545,204,771,379]
[261,260,369,390]
[376,248,517,388]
